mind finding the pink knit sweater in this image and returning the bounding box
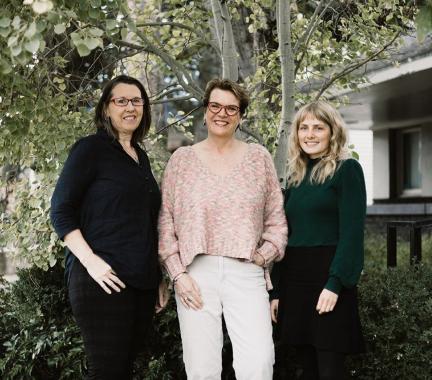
[158,143,288,288]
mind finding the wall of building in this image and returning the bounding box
[348,129,374,205]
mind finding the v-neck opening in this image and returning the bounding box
[189,143,251,178]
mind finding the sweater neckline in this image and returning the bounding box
[307,157,321,168]
[188,143,252,178]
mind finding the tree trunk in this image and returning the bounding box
[209,0,239,80]
[274,0,295,185]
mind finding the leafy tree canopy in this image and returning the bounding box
[0,0,421,269]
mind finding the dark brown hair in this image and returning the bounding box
[202,78,249,116]
[94,75,151,145]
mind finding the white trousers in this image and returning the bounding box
[176,255,274,380]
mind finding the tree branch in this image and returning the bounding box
[239,124,264,144]
[149,82,180,98]
[151,95,196,105]
[136,21,220,54]
[150,86,183,101]
[293,0,330,56]
[117,37,204,99]
[155,106,202,134]
[314,30,401,99]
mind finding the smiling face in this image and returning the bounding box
[297,114,331,158]
[105,83,144,137]
[205,88,241,139]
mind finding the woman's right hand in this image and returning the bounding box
[81,253,126,294]
[270,299,279,323]
[174,273,203,310]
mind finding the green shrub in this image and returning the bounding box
[0,265,85,379]
[349,264,432,379]
[1,262,431,379]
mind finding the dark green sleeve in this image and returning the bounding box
[325,159,366,294]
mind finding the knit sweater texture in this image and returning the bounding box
[158,143,288,288]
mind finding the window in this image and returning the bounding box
[390,127,422,198]
[402,129,422,192]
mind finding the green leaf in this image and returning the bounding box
[0,17,11,28]
[10,43,22,57]
[90,0,101,7]
[54,23,66,34]
[351,150,360,160]
[12,16,21,30]
[0,59,12,75]
[36,20,47,33]
[32,0,54,14]
[15,51,30,65]
[70,32,81,43]
[76,43,91,57]
[24,22,37,39]
[106,19,117,30]
[84,37,101,50]
[7,35,19,47]
[24,38,40,53]
[0,28,10,38]
[88,8,100,19]
[64,10,78,19]
[88,27,103,37]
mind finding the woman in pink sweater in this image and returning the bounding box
[158,78,287,380]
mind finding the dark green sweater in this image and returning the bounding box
[271,158,366,296]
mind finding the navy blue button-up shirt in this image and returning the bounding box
[51,128,161,290]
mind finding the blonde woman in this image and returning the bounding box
[270,101,366,380]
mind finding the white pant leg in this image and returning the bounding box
[176,255,224,380]
[221,257,274,380]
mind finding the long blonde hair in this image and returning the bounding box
[287,100,350,187]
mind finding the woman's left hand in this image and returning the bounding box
[155,279,170,313]
[252,252,265,267]
[316,288,338,314]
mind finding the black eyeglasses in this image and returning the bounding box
[207,102,240,116]
[110,97,145,107]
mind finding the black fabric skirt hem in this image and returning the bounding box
[275,246,365,354]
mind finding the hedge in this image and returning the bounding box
[1,263,431,379]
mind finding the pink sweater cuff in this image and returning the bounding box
[256,241,279,264]
[163,254,187,280]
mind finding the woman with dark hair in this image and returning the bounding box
[271,100,366,380]
[158,78,287,380]
[51,75,168,379]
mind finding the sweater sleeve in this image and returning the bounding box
[50,138,96,240]
[255,148,288,264]
[325,159,366,294]
[158,150,187,280]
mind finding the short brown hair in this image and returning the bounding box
[202,78,249,115]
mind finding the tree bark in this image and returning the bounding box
[209,0,239,80]
[274,0,295,185]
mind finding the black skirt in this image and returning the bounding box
[275,246,365,354]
